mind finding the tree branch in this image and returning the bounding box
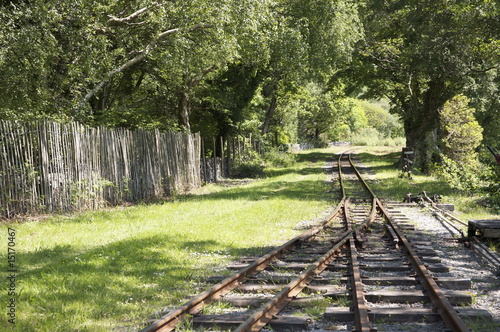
[108,7,151,26]
[190,64,219,87]
[76,22,214,113]
[107,2,180,26]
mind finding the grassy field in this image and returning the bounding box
[1,146,498,331]
[0,148,345,331]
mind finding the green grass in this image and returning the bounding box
[0,149,340,331]
[2,145,498,331]
[354,146,500,222]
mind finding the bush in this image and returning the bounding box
[231,162,265,178]
[435,95,485,194]
[437,156,487,193]
[230,150,265,178]
[485,165,500,209]
[350,128,405,146]
[263,148,297,167]
[230,148,296,178]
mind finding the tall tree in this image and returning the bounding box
[0,0,275,130]
[259,0,363,138]
[349,0,499,171]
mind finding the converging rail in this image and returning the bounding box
[421,191,500,274]
[141,150,485,332]
[141,201,347,332]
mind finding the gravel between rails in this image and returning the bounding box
[399,206,500,324]
[284,205,500,332]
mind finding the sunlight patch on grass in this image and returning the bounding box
[355,146,500,221]
[0,151,334,331]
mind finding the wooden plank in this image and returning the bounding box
[325,307,439,322]
[192,315,311,331]
[319,289,471,305]
[325,307,492,322]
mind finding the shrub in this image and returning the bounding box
[437,156,485,193]
[263,148,297,168]
[231,162,265,178]
[436,95,485,193]
[350,127,405,146]
[230,148,297,178]
[485,165,500,209]
[230,150,265,178]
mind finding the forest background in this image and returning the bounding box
[1,0,499,203]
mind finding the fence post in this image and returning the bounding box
[219,136,224,178]
[201,138,207,183]
[213,136,218,183]
[227,135,232,178]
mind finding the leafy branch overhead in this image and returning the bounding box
[77,21,213,112]
[0,0,498,176]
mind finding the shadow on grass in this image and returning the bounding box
[13,234,275,331]
[295,151,337,163]
[191,179,333,203]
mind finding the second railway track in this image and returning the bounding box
[141,150,494,332]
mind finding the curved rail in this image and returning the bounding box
[141,195,345,332]
[234,230,352,332]
[344,150,471,332]
[142,150,473,332]
[421,192,500,274]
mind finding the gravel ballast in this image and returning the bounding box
[399,206,500,325]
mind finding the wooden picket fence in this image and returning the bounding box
[0,120,201,218]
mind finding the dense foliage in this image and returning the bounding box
[347,0,499,172]
[438,95,485,192]
[1,0,499,194]
[0,0,362,137]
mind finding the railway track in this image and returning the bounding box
[141,151,491,332]
[420,191,500,275]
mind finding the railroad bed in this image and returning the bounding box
[140,151,499,332]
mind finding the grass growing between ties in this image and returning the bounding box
[0,149,339,332]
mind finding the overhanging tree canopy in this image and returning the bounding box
[348,0,499,171]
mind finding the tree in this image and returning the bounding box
[0,0,364,143]
[0,0,275,130]
[439,95,484,191]
[348,0,499,171]
[258,0,363,138]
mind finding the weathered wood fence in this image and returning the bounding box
[0,120,201,218]
[200,135,263,183]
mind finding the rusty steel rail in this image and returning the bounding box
[421,191,468,234]
[422,192,500,274]
[339,152,376,331]
[377,200,471,332]
[470,238,500,274]
[347,152,376,200]
[338,151,346,199]
[141,198,345,332]
[235,151,374,332]
[343,198,371,332]
[234,230,352,332]
[345,151,471,332]
[348,237,371,332]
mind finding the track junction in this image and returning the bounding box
[140,150,497,332]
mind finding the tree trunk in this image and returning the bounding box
[261,94,277,135]
[178,91,191,132]
[177,65,218,131]
[404,79,449,173]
